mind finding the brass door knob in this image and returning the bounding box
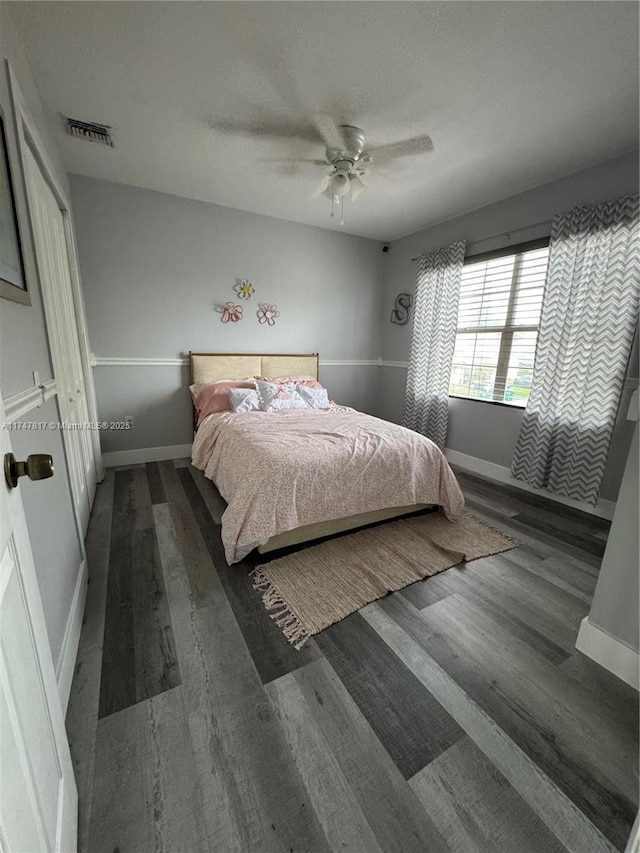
[4,453,54,489]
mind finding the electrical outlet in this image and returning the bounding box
[124,415,134,428]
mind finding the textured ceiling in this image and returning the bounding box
[9,1,639,240]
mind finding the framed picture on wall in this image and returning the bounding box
[0,108,29,305]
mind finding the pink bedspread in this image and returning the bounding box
[191,408,465,563]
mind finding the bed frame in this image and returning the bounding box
[188,351,430,554]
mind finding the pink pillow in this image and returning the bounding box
[256,375,324,390]
[190,380,255,426]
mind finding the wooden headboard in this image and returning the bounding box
[189,352,319,384]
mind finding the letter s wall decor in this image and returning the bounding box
[390,293,413,325]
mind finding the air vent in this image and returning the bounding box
[64,117,114,147]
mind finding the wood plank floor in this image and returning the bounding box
[66,463,639,853]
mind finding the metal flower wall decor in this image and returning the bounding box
[216,279,280,326]
[234,279,255,300]
[257,303,280,326]
[218,301,244,323]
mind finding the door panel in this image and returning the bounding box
[23,144,96,534]
[0,398,77,852]
[1,543,63,847]
[47,201,95,495]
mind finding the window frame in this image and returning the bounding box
[449,237,550,407]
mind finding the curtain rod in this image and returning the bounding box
[410,217,553,261]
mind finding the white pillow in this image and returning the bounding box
[296,385,330,409]
[228,387,261,413]
[255,379,309,412]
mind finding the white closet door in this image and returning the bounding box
[0,393,78,852]
[23,144,96,534]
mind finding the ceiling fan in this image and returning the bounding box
[276,115,434,224]
[211,112,434,225]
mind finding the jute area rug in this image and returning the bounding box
[252,510,516,649]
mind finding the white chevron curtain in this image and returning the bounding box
[511,195,639,504]
[402,241,466,448]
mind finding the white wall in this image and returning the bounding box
[379,151,640,503]
[577,415,639,689]
[0,3,83,674]
[590,422,639,650]
[70,174,383,454]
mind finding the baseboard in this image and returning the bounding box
[575,617,639,691]
[102,443,192,467]
[56,559,88,713]
[444,448,616,521]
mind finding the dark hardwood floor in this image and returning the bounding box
[65,461,639,853]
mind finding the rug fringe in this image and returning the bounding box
[465,510,519,546]
[250,567,311,650]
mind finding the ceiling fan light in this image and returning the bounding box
[350,175,368,202]
[328,170,351,197]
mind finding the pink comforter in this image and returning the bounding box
[191,408,465,563]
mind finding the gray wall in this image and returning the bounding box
[73,155,638,501]
[0,3,84,674]
[70,175,383,454]
[379,151,640,502]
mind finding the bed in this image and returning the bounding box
[189,352,465,563]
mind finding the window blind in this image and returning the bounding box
[449,243,549,406]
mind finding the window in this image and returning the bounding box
[449,241,550,407]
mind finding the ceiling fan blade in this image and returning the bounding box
[311,113,347,151]
[207,116,320,144]
[350,175,368,202]
[260,158,328,166]
[367,135,434,163]
[260,161,309,177]
[363,166,395,186]
[313,175,331,198]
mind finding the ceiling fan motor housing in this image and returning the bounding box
[327,126,367,166]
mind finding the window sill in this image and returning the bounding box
[448,394,527,410]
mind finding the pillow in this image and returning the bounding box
[296,385,330,409]
[228,387,261,413]
[190,380,255,425]
[255,379,309,412]
[255,375,324,390]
